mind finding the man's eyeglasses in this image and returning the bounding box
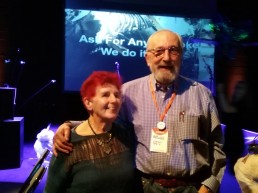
[147,46,181,58]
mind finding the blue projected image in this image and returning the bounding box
[64,9,216,94]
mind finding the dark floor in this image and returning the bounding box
[0,142,48,193]
[1,126,256,193]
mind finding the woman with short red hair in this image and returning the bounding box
[44,71,138,193]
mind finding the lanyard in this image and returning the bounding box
[149,78,176,121]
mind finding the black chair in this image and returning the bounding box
[18,149,50,193]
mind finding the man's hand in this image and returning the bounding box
[52,122,73,156]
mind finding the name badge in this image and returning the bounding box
[150,128,168,153]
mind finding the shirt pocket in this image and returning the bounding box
[175,115,209,163]
[176,115,200,139]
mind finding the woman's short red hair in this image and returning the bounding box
[80,71,122,100]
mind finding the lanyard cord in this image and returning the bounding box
[149,78,176,121]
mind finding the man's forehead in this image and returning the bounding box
[150,37,179,47]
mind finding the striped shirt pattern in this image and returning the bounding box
[118,74,226,192]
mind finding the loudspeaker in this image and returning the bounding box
[0,87,16,120]
[0,117,24,169]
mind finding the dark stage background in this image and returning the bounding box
[2,0,258,141]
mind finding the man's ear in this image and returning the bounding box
[145,53,152,67]
[83,98,92,111]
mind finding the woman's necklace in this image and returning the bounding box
[88,119,113,154]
